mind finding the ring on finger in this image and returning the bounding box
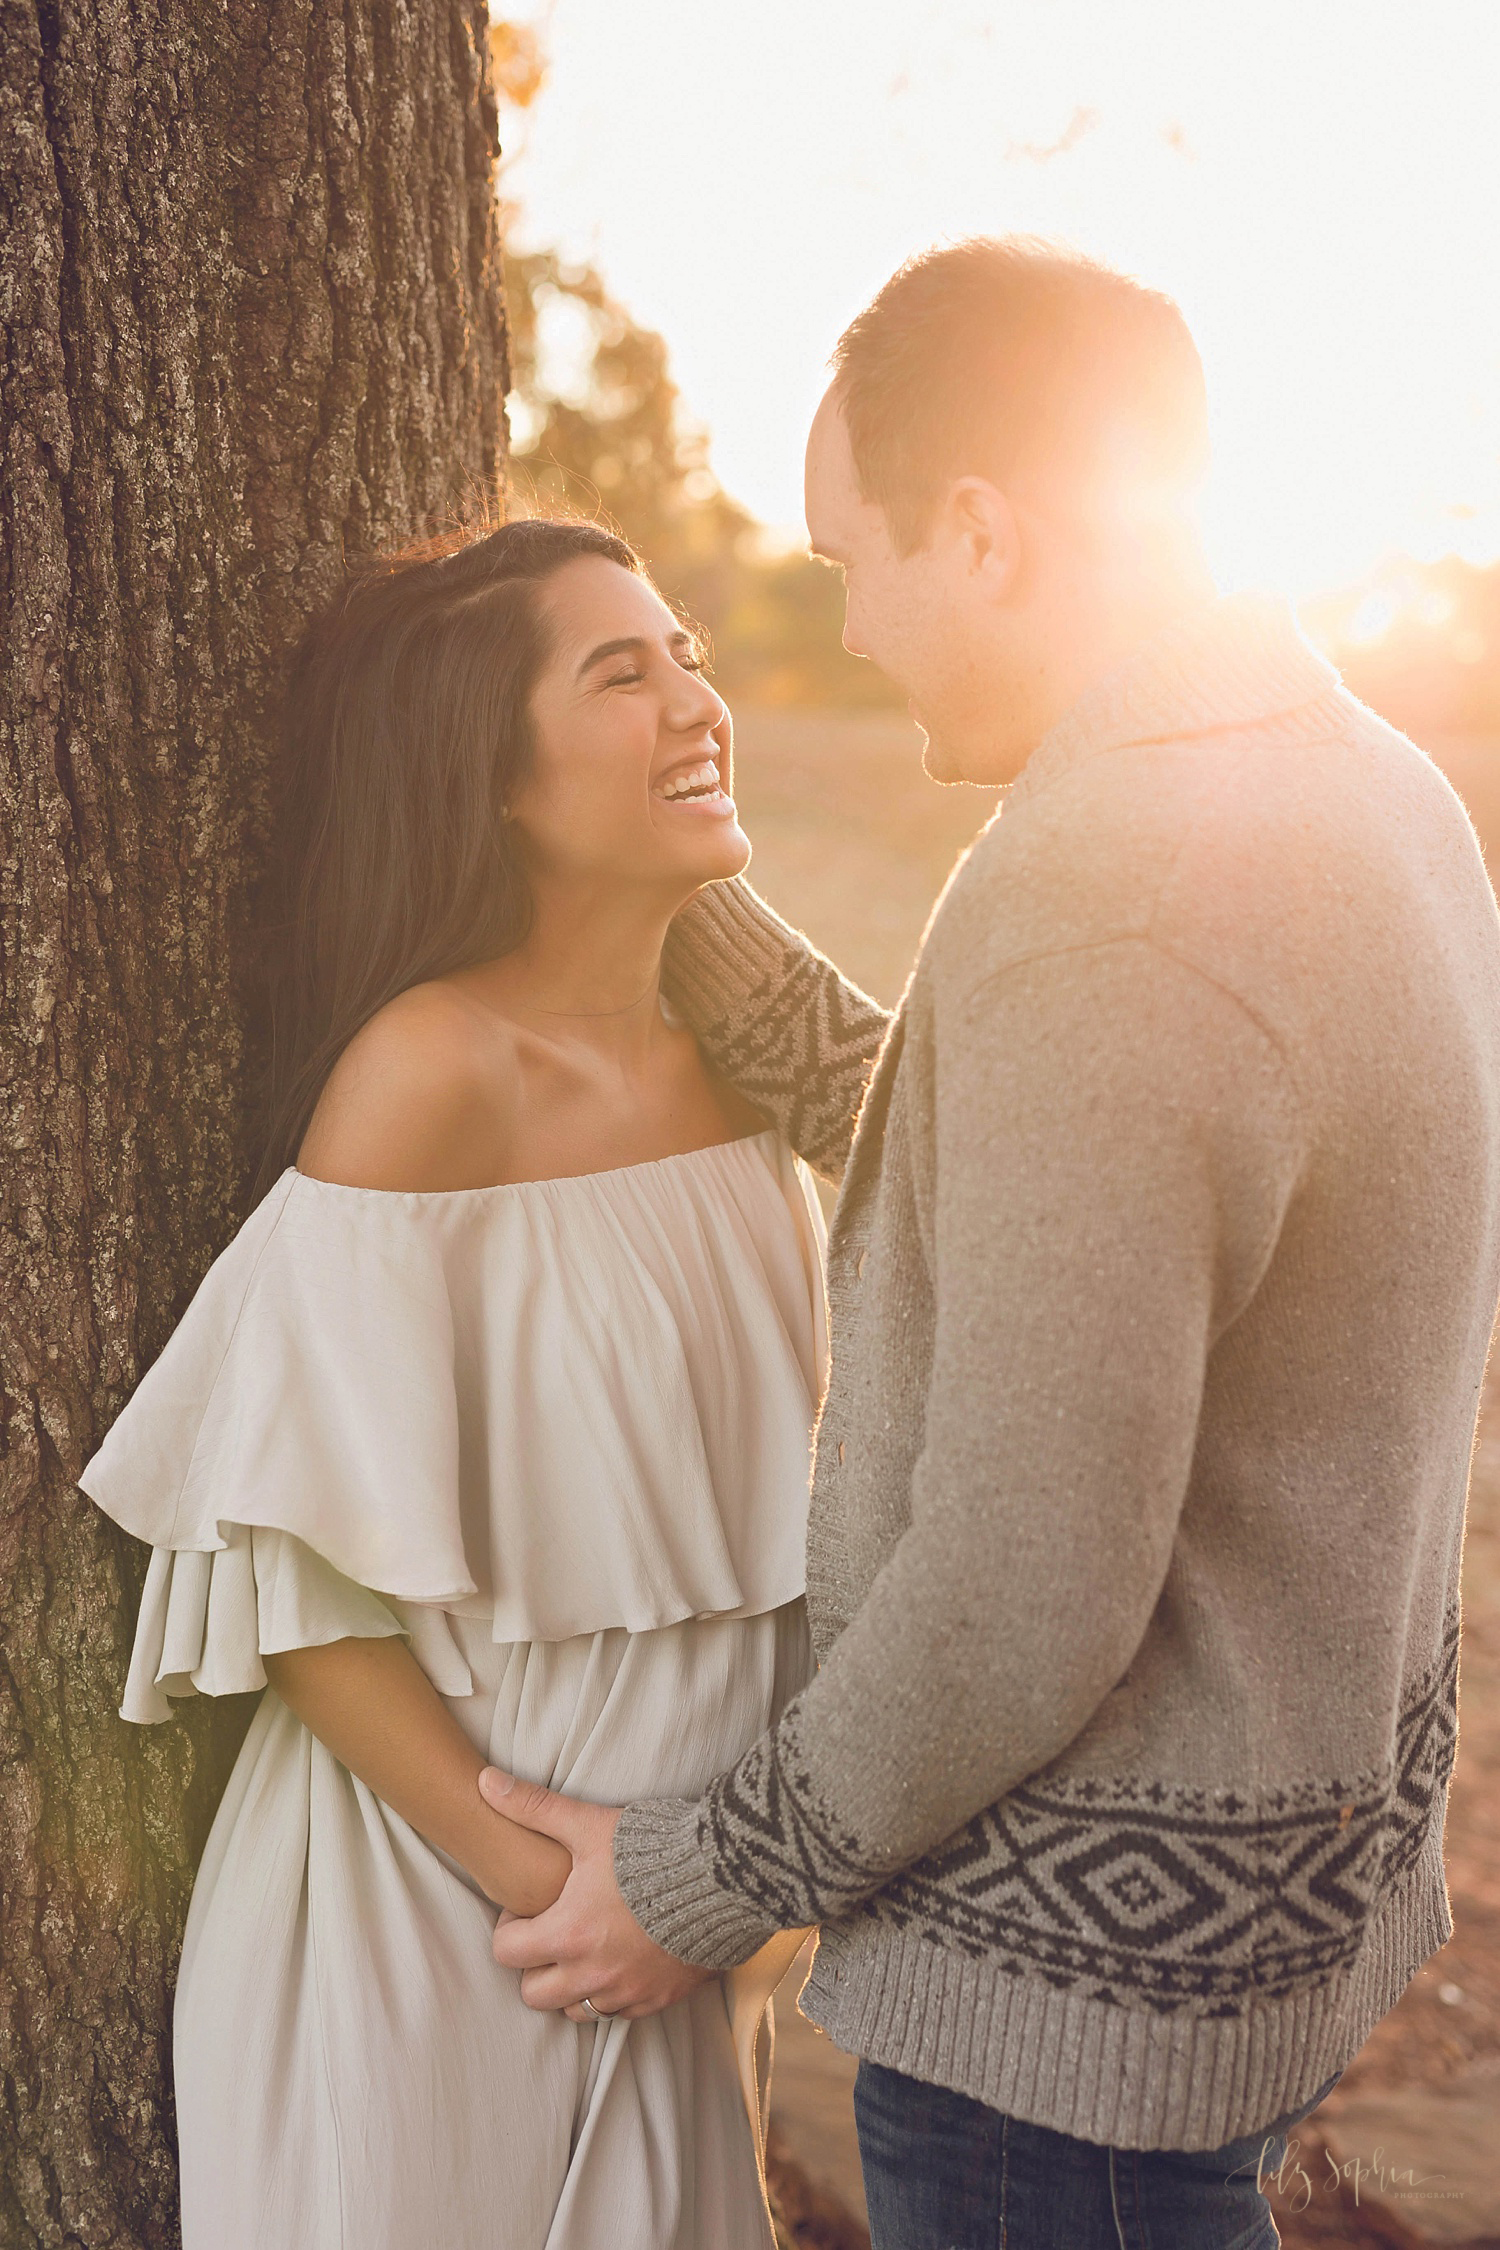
[579,1995,616,2022]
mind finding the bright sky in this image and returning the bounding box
[501,0,1500,599]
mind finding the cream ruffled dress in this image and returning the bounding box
[81,1129,826,2250]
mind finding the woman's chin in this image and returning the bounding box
[712,825,754,882]
[679,819,752,885]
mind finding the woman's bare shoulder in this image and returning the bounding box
[297,981,521,1192]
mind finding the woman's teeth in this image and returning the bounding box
[655,762,722,801]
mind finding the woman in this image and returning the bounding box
[80,520,826,2249]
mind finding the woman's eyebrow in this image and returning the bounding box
[575,631,691,678]
[577,635,645,676]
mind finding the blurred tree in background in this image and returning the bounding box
[491,21,894,709]
[504,245,748,618]
[503,239,895,705]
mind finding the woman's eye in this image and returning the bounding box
[605,670,646,689]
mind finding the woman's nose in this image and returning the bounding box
[669,668,727,731]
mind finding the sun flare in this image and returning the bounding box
[503,0,1500,616]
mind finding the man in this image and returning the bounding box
[480,239,1500,2246]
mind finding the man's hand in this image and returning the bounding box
[478,1767,712,2020]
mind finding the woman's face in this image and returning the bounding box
[513,556,750,898]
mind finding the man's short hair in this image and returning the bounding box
[831,237,1210,553]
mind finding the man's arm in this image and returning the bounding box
[610,938,1306,1965]
[664,879,892,1180]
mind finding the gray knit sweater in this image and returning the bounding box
[613,594,1500,2151]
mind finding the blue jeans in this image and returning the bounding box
[853,2060,1337,2249]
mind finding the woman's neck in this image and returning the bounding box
[469,881,678,1061]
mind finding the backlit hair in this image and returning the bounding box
[259,516,644,1183]
[831,236,1210,553]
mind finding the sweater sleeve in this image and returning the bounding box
[661,878,892,1181]
[614,938,1306,1964]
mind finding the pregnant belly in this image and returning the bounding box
[173,1609,804,2250]
[434,1600,811,1810]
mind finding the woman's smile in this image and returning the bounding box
[650,751,737,816]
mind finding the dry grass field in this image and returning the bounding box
[730,707,1500,2250]
[730,705,1000,1010]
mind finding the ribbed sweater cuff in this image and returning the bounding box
[660,879,803,1033]
[613,1795,780,1970]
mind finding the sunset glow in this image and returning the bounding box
[503,0,1500,602]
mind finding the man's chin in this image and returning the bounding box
[918,725,966,786]
[908,697,966,785]
[913,705,1021,788]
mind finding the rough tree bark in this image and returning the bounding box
[0,6,507,2241]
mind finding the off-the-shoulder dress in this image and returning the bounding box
[83,1128,826,2250]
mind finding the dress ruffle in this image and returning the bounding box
[122,1528,398,1721]
[84,1133,825,1714]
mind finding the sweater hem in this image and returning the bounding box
[798,1833,1451,2151]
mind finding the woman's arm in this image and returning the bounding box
[264,1636,570,1916]
[272,1010,570,1917]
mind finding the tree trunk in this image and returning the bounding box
[0,7,506,2240]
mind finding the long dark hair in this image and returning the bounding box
[258,516,643,1186]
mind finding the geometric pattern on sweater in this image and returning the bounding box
[696,953,890,1180]
[702,1611,1458,2016]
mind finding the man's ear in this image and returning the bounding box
[942,477,1021,602]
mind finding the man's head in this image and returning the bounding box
[805,238,1214,783]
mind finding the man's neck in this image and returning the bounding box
[1055,572,1216,726]
[1000,559,1218,784]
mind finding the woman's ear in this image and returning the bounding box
[942,477,1022,604]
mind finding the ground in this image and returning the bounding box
[731,708,1500,2250]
